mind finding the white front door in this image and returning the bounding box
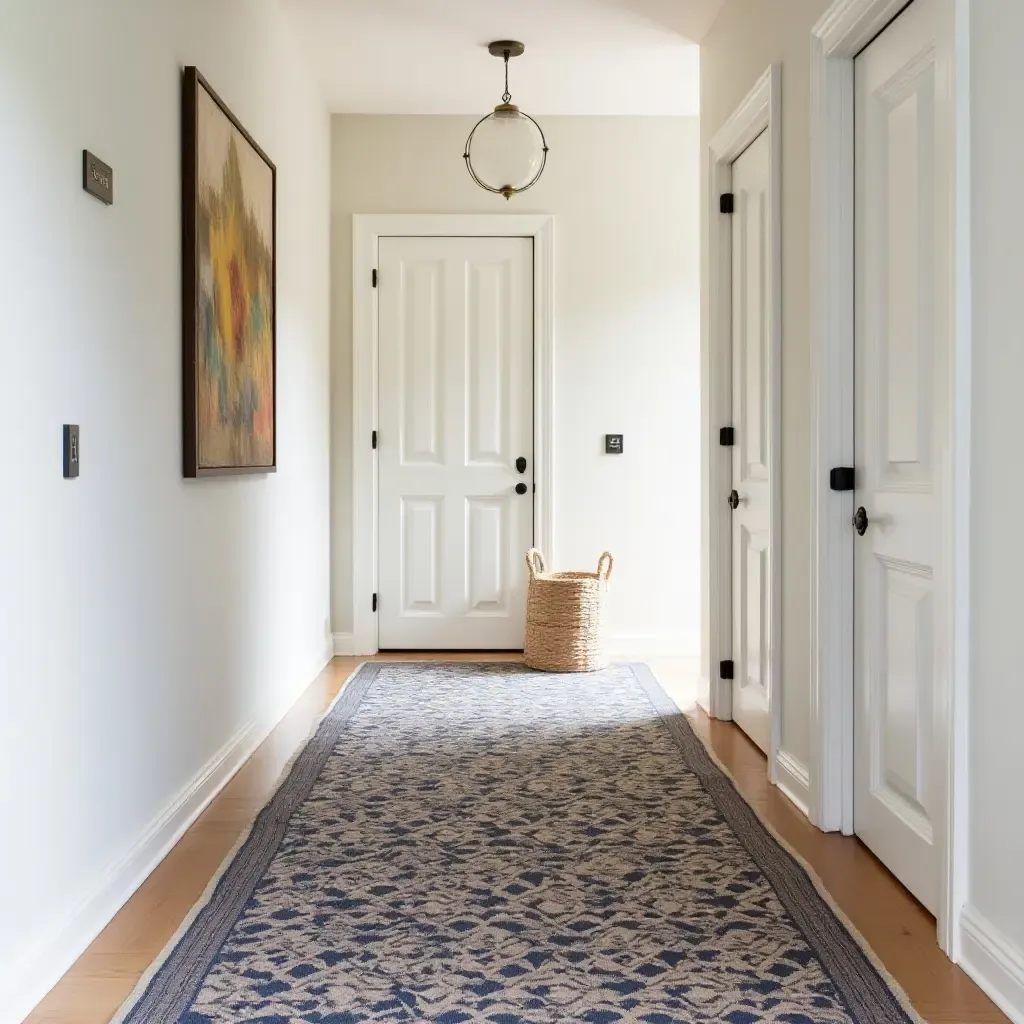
[377,236,534,650]
[853,0,949,914]
[729,129,772,754]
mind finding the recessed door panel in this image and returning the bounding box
[739,183,768,483]
[854,0,947,914]
[400,260,444,466]
[401,497,443,614]
[873,557,933,831]
[730,129,772,755]
[378,236,533,649]
[741,526,768,699]
[467,260,512,467]
[466,497,509,614]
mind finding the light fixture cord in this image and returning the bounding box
[502,50,511,104]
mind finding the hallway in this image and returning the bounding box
[26,656,1007,1024]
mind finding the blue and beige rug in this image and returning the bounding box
[115,662,921,1023]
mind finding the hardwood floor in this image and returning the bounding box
[25,654,1007,1024]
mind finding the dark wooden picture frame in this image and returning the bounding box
[182,66,277,477]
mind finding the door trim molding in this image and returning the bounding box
[351,214,555,655]
[702,66,783,786]
[808,0,971,958]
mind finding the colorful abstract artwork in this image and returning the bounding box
[182,67,276,476]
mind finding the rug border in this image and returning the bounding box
[627,661,926,1024]
[110,660,377,1024]
[110,659,928,1024]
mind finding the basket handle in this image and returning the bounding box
[526,549,547,580]
[597,552,614,581]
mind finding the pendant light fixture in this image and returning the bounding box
[464,41,549,200]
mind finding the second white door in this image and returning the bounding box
[853,0,949,914]
[730,129,772,754]
[377,236,534,650]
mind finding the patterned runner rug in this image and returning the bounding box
[115,662,921,1023]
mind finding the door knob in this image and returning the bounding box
[853,506,869,536]
[516,456,527,474]
[728,489,740,510]
[515,482,528,495]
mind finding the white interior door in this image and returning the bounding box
[729,129,772,754]
[854,0,949,914]
[378,236,534,650]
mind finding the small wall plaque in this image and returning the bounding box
[83,150,113,205]
[605,434,624,454]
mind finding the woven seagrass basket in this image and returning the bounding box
[523,549,614,673]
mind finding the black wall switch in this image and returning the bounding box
[605,434,624,454]
[63,424,80,478]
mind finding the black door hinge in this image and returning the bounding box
[372,430,377,450]
[719,427,735,446]
[372,268,377,288]
[372,593,378,613]
[720,659,735,680]
[830,467,855,491]
[720,192,735,214]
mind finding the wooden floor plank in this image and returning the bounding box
[23,655,1007,1023]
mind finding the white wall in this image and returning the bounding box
[700,0,831,772]
[330,115,701,655]
[964,0,1024,1012]
[0,1,331,1017]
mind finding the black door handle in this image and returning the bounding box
[516,456,527,474]
[515,482,528,495]
[728,490,740,510]
[853,506,869,536]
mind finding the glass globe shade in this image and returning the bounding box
[467,107,545,196]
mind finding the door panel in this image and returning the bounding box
[854,0,947,913]
[730,129,772,754]
[379,236,533,649]
[400,259,444,465]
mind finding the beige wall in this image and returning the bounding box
[330,115,701,654]
[701,0,831,770]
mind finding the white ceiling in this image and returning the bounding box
[281,0,720,116]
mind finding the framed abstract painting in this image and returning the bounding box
[182,66,276,476]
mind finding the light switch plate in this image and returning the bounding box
[63,424,80,478]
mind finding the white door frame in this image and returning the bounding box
[702,67,785,791]
[808,0,971,957]
[349,214,555,656]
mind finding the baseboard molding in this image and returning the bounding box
[6,657,331,1024]
[960,905,1024,1024]
[332,631,357,655]
[606,635,698,658]
[332,630,378,657]
[774,750,812,818]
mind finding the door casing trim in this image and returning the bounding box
[350,214,555,655]
[702,66,784,792]
[808,0,971,959]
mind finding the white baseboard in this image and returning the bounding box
[606,635,698,658]
[332,631,357,655]
[6,658,330,1024]
[960,905,1024,1023]
[774,750,812,818]
[332,630,378,656]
